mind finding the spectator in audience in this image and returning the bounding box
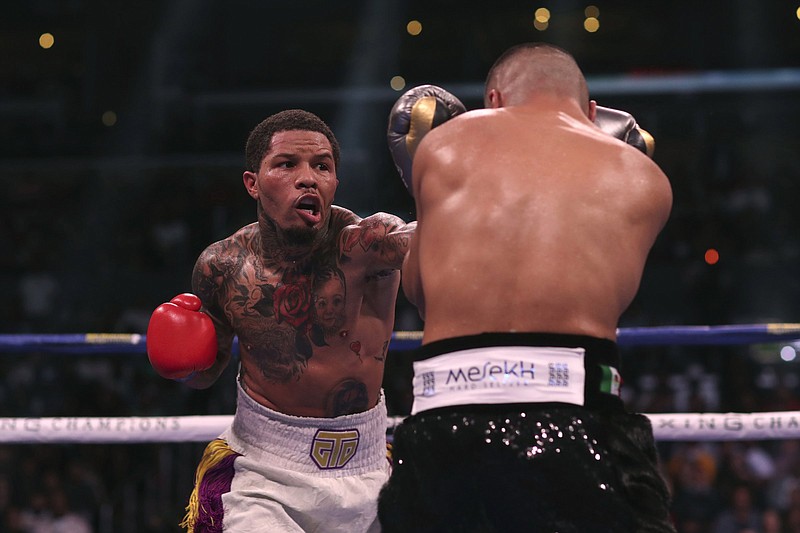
[712,483,762,533]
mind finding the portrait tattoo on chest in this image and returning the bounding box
[237,262,351,383]
[218,226,362,383]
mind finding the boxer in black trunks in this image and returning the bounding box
[378,43,675,532]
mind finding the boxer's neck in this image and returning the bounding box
[255,214,330,270]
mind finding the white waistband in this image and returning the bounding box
[223,382,388,475]
[411,346,587,415]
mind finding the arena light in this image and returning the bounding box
[390,76,406,91]
[704,248,720,265]
[534,7,551,22]
[406,20,422,36]
[39,32,55,49]
[583,5,600,32]
[533,7,550,30]
[781,345,797,362]
[101,110,117,127]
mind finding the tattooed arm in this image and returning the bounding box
[177,242,237,389]
[339,211,416,274]
[385,218,417,270]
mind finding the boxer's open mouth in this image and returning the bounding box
[295,195,321,223]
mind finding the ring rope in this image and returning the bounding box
[3,412,800,444]
[1,322,800,353]
[3,323,799,444]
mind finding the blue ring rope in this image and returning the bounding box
[1,323,799,354]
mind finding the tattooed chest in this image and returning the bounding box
[223,265,354,383]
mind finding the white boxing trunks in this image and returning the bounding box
[182,381,390,533]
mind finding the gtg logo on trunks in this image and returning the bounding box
[310,429,360,469]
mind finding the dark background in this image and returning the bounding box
[3,0,800,334]
[2,1,800,532]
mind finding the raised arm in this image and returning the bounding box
[143,239,238,389]
[183,246,236,388]
[339,212,416,274]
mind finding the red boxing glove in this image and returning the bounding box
[146,293,217,380]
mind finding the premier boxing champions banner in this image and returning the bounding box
[3,412,800,443]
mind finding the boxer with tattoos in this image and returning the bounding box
[146,109,414,532]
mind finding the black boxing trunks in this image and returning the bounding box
[378,332,676,533]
